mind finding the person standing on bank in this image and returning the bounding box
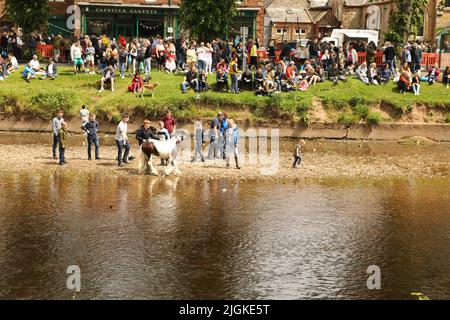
[58,122,68,166]
[115,113,131,167]
[293,140,306,168]
[135,119,160,146]
[225,119,240,169]
[52,110,64,160]
[79,105,90,126]
[81,114,100,160]
[162,110,177,138]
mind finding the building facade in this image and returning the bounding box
[45,0,265,41]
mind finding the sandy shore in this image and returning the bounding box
[0,138,449,180]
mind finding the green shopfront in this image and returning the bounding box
[79,4,179,39]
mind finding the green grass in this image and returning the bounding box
[1,66,449,124]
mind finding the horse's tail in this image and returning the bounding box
[138,146,150,173]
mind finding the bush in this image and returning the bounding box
[338,112,358,126]
[29,91,81,119]
[349,96,368,108]
[352,103,370,119]
[445,114,450,124]
[366,111,382,126]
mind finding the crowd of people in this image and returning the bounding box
[50,107,251,170]
[2,27,450,95]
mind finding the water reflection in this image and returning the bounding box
[0,173,449,299]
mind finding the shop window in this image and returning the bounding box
[276,29,287,34]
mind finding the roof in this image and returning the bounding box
[344,0,369,6]
[266,0,326,23]
[265,8,314,23]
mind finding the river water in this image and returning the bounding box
[0,170,449,299]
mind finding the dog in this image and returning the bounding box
[137,79,160,99]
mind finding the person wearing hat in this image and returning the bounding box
[207,112,223,159]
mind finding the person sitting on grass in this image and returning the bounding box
[42,58,58,80]
[7,52,19,73]
[165,54,177,73]
[58,122,68,166]
[22,62,36,83]
[443,66,450,89]
[254,67,264,90]
[29,55,45,74]
[411,72,421,96]
[128,71,143,93]
[199,70,208,92]
[0,63,5,81]
[215,68,229,92]
[427,63,440,85]
[380,63,391,85]
[241,68,253,91]
[99,65,115,92]
[181,65,199,93]
[356,62,370,84]
[368,62,381,85]
[398,71,411,94]
[329,63,339,85]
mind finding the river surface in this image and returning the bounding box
[0,170,449,299]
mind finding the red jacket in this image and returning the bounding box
[427,67,440,80]
[162,116,177,135]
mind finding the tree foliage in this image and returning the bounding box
[5,0,50,33]
[179,0,238,41]
[385,0,429,45]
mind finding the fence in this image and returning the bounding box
[36,44,66,59]
[38,44,442,69]
[357,52,438,68]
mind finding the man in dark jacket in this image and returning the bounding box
[81,114,100,160]
[280,41,291,62]
[307,39,319,64]
[384,42,396,77]
[135,120,160,146]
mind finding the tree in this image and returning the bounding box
[5,0,50,34]
[179,0,238,41]
[385,0,429,45]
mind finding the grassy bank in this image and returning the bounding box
[1,66,449,125]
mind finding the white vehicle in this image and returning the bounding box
[321,29,379,47]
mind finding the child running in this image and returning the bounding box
[293,139,306,168]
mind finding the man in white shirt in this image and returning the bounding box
[71,40,84,74]
[115,113,131,167]
[29,55,45,73]
[79,105,90,126]
[196,42,207,73]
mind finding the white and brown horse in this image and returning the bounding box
[138,136,184,176]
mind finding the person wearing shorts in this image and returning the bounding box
[71,40,85,74]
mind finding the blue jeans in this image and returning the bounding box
[52,134,59,157]
[59,147,65,164]
[87,135,100,159]
[197,60,206,73]
[181,79,199,92]
[144,57,152,75]
[115,140,130,165]
[231,74,239,93]
[119,61,126,77]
